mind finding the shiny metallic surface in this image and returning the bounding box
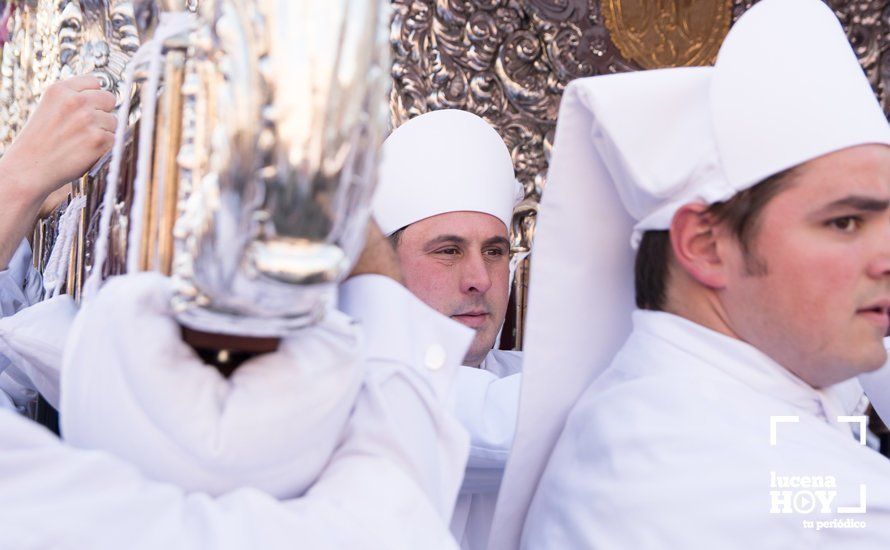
[1,0,153,151]
[170,0,391,335]
[1,0,152,300]
[603,0,733,68]
[2,1,390,337]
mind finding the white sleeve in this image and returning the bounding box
[340,275,522,495]
[454,367,521,494]
[0,239,42,317]
[0,294,75,411]
[339,274,473,401]
[0,240,44,412]
[0,409,424,550]
[0,276,475,550]
[338,274,475,520]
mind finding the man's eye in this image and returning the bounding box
[828,216,863,233]
[484,248,507,257]
[436,247,460,255]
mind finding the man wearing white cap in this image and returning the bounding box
[490,0,890,548]
[360,108,523,550]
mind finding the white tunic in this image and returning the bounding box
[451,350,522,550]
[0,272,475,549]
[332,276,526,550]
[0,240,43,413]
[523,310,890,549]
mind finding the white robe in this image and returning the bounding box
[0,272,475,549]
[0,240,44,413]
[451,350,522,550]
[523,310,890,549]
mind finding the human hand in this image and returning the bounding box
[0,75,116,207]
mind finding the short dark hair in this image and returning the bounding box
[388,226,406,249]
[634,169,794,311]
[634,230,672,311]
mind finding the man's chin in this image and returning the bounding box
[462,334,497,367]
[817,346,888,387]
[862,345,889,374]
[852,332,889,372]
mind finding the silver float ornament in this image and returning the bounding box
[170,0,391,336]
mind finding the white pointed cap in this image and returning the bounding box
[372,109,522,235]
[712,0,890,189]
[490,1,890,548]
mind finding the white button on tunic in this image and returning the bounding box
[425,344,447,370]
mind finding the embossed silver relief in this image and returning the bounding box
[0,1,154,302]
[56,0,148,96]
[824,0,889,114]
[392,0,889,213]
[0,0,153,154]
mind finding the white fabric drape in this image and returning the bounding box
[451,350,522,550]
[522,311,890,549]
[0,240,44,413]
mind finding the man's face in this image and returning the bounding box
[396,211,511,367]
[718,144,890,388]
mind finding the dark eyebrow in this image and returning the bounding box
[422,234,510,252]
[482,236,511,249]
[817,195,890,215]
[423,235,469,251]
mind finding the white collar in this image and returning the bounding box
[632,310,864,435]
[479,349,523,378]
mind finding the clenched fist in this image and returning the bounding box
[0,75,116,206]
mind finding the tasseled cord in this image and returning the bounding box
[41,194,87,299]
[81,12,196,302]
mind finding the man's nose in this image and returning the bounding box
[867,222,890,280]
[460,252,492,294]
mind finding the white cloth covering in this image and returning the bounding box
[709,0,890,190]
[0,240,44,413]
[451,350,522,550]
[0,240,42,314]
[1,406,437,550]
[61,273,364,498]
[523,311,890,549]
[0,272,475,549]
[373,109,523,236]
[0,292,75,409]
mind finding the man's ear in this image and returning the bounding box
[668,203,727,289]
